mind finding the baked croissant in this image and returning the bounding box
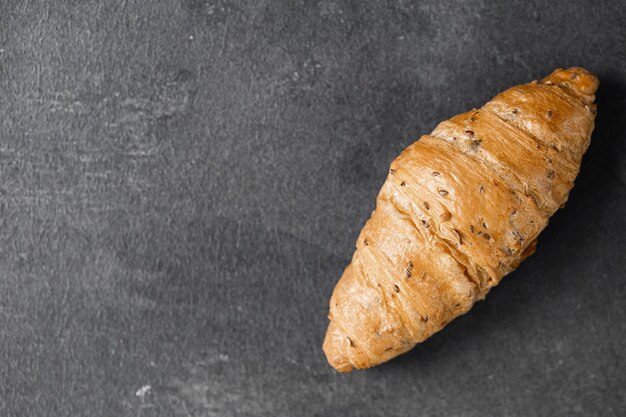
[323,67,598,372]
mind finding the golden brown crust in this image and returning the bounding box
[323,67,598,372]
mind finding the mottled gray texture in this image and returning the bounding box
[1,1,625,416]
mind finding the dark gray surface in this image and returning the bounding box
[1,1,625,416]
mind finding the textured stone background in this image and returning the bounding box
[1,1,625,416]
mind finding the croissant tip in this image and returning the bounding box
[543,67,599,97]
[323,321,354,372]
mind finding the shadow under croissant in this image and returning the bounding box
[371,73,626,375]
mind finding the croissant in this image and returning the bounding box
[323,67,598,372]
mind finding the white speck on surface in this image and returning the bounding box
[135,385,152,397]
[189,35,194,40]
[218,354,229,362]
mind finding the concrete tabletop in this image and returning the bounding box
[1,1,625,416]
